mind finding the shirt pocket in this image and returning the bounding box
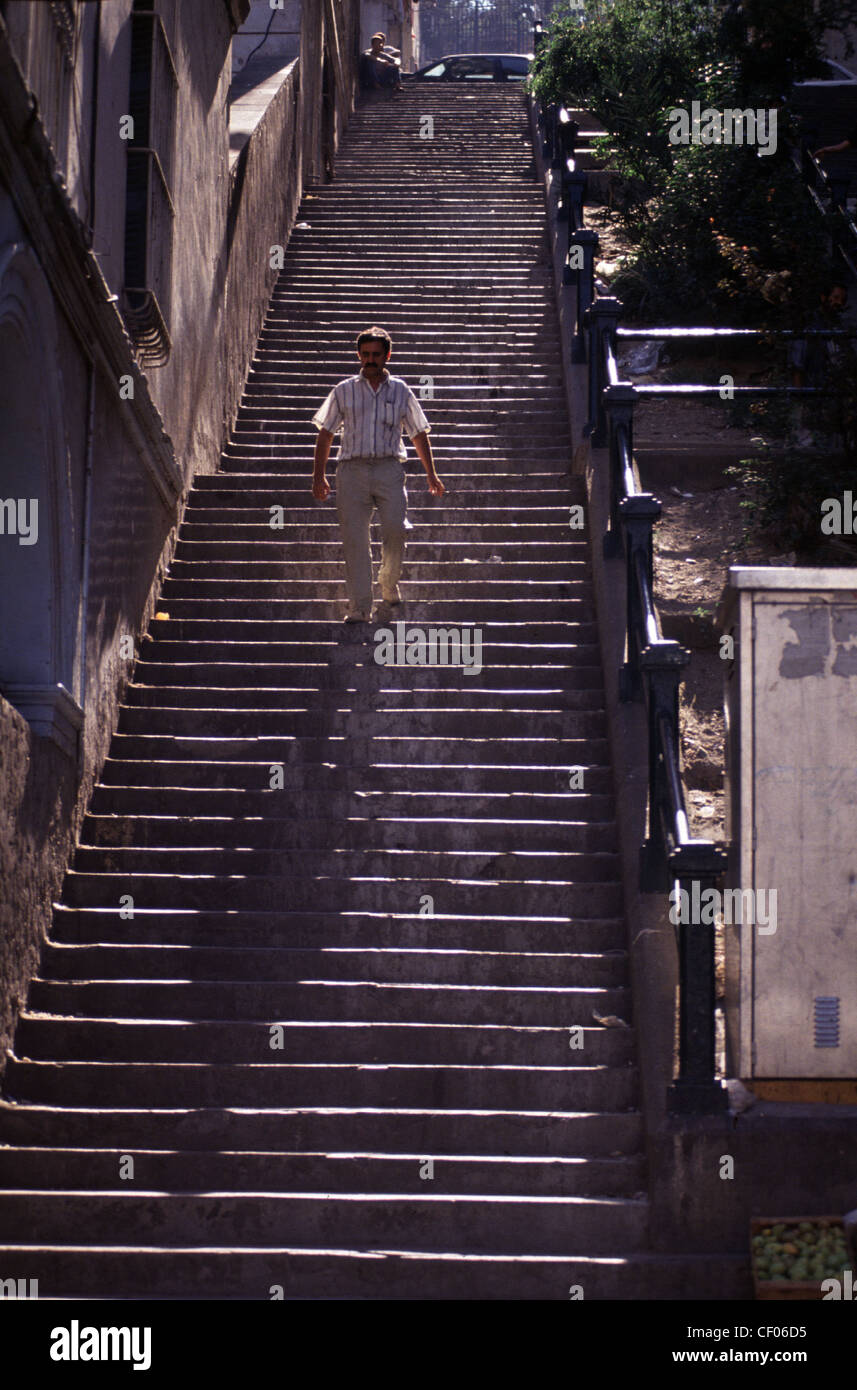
[383,401,398,427]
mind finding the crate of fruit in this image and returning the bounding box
[751,1216,854,1299]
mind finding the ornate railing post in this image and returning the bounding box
[602,380,635,554]
[584,295,622,428]
[551,107,571,173]
[567,229,597,359]
[619,492,662,698]
[667,845,730,1115]
[561,171,588,267]
[541,101,558,165]
[556,110,578,209]
[638,643,691,890]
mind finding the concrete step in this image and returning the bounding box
[127,659,605,689]
[0,1099,643,1155]
[4,1058,638,1112]
[49,907,627,954]
[36,940,626,986]
[0,1244,751,1299]
[0,1189,648,1254]
[15,1012,633,1061]
[84,783,616,820]
[79,813,617,852]
[140,597,597,619]
[187,480,586,497]
[123,679,606,705]
[137,641,603,665]
[68,844,619,882]
[26,978,630,1027]
[0,1146,646,1196]
[176,526,581,546]
[113,706,608,740]
[160,566,592,590]
[139,618,598,643]
[100,733,611,765]
[96,760,616,794]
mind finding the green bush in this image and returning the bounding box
[530,0,718,195]
[727,344,857,549]
[531,1,852,324]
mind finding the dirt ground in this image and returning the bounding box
[654,485,778,844]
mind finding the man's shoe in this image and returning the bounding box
[344,609,371,624]
[380,586,401,606]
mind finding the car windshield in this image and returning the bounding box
[418,55,529,81]
[448,58,495,79]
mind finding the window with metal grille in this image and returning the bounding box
[122,4,177,367]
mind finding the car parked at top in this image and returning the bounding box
[408,53,531,83]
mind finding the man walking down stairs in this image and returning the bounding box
[311,325,444,623]
[0,84,739,1299]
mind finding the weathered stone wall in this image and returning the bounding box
[222,60,302,448]
[0,0,362,1076]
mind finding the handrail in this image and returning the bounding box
[532,77,857,1113]
[531,83,857,1113]
[797,138,857,279]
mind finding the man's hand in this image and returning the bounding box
[313,428,333,499]
[413,430,443,497]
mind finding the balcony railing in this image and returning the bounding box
[123,147,174,367]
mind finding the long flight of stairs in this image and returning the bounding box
[0,83,746,1299]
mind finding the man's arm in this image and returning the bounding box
[814,138,854,159]
[313,428,333,499]
[412,430,444,496]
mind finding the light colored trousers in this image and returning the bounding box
[334,455,409,611]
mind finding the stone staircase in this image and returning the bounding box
[0,85,747,1299]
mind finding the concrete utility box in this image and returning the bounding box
[718,568,857,1081]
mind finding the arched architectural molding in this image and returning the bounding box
[0,239,83,757]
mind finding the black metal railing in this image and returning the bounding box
[532,82,854,1111]
[798,139,857,280]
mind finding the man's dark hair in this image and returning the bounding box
[357,326,392,356]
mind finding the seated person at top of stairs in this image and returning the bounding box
[360,33,403,93]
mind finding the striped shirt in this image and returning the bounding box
[312,371,431,462]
